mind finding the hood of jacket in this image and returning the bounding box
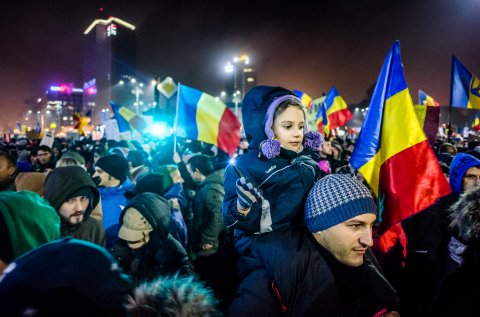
[449,153,480,193]
[43,166,100,219]
[120,192,171,241]
[242,86,300,152]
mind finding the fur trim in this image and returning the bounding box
[260,139,281,159]
[126,274,219,316]
[304,131,323,151]
[450,187,480,242]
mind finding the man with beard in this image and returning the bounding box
[44,165,105,246]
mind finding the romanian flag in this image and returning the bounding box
[472,116,480,131]
[293,89,313,108]
[418,89,439,106]
[110,101,147,133]
[176,84,241,156]
[451,56,480,109]
[317,87,352,130]
[350,41,451,234]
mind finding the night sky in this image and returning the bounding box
[1,0,479,131]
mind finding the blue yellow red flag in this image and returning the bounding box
[451,56,480,109]
[350,41,451,233]
[418,89,439,107]
[110,101,147,133]
[472,116,480,131]
[176,84,241,156]
[318,87,352,130]
[293,89,313,108]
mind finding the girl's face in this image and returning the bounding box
[272,106,305,152]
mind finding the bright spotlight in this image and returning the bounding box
[150,123,169,139]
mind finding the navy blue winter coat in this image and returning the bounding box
[222,86,320,252]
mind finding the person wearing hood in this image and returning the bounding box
[44,165,105,246]
[222,86,323,255]
[134,169,188,250]
[110,192,192,286]
[381,152,480,316]
[430,186,480,316]
[0,191,60,273]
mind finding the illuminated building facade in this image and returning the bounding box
[83,16,136,125]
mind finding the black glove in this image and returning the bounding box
[236,176,263,210]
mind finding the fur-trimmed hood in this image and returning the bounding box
[450,186,480,243]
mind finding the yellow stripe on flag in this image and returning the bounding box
[118,106,136,122]
[196,94,224,145]
[359,89,427,195]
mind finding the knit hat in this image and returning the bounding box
[304,174,377,232]
[0,237,132,316]
[134,172,172,196]
[96,154,130,182]
[449,153,480,193]
[15,172,47,196]
[118,207,153,242]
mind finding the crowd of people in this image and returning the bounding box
[0,85,479,316]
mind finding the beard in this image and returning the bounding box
[69,212,85,224]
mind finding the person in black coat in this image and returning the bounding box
[110,192,192,286]
[229,174,400,317]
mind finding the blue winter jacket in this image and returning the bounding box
[222,86,320,253]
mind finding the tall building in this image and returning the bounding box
[83,16,136,125]
[224,54,256,113]
[45,84,84,131]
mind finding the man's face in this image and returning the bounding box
[93,167,110,187]
[313,213,376,267]
[186,163,202,184]
[462,166,480,192]
[59,196,90,224]
[37,150,52,164]
[0,156,15,184]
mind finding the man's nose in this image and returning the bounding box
[359,227,373,248]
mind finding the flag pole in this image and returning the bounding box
[447,56,454,143]
[173,82,181,154]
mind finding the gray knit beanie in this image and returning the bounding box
[305,174,377,232]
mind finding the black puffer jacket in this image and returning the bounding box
[111,192,192,285]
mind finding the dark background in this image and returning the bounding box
[1,0,479,131]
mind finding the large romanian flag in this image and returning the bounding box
[451,56,480,109]
[316,86,352,131]
[176,84,241,156]
[350,41,451,233]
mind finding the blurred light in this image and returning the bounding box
[139,83,144,87]
[119,80,124,85]
[151,80,156,85]
[46,110,51,114]
[37,98,42,103]
[355,107,359,112]
[221,91,226,97]
[224,62,234,73]
[28,110,32,113]
[130,78,136,83]
[149,123,168,139]
[215,97,220,101]
[37,111,41,114]
[229,158,235,165]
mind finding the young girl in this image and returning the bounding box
[222,86,323,255]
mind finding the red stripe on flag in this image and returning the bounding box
[328,108,353,129]
[217,108,241,156]
[378,140,451,233]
